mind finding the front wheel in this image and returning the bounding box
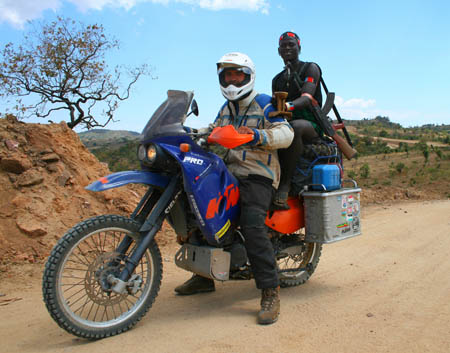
[42,215,162,339]
[276,236,322,288]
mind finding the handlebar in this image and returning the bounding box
[184,125,253,149]
[207,125,254,149]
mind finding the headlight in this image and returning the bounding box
[146,144,157,163]
[138,144,147,161]
[138,143,176,172]
[138,144,157,165]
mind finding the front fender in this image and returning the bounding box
[86,170,170,192]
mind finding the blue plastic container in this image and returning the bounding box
[312,164,341,191]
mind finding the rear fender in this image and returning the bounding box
[265,197,305,234]
[86,171,170,192]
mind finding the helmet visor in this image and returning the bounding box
[218,67,252,88]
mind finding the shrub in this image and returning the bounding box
[347,170,357,179]
[423,149,429,163]
[359,163,370,178]
[395,162,406,173]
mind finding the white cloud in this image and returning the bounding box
[0,0,61,28]
[332,96,377,120]
[332,96,430,127]
[72,0,270,13]
[335,96,376,109]
[0,0,269,27]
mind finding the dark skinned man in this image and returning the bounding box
[272,31,324,209]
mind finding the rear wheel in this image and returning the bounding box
[276,235,322,288]
[42,215,162,339]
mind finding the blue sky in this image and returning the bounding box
[0,0,449,132]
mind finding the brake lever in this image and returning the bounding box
[187,132,210,148]
[196,137,208,147]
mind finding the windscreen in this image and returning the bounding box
[141,90,193,141]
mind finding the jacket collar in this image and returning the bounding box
[238,90,258,108]
[228,90,258,116]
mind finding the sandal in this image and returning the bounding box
[272,191,290,210]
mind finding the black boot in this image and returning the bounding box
[174,274,215,295]
[257,287,280,325]
[272,191,290,210]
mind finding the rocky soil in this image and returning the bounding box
[0,116,172,271]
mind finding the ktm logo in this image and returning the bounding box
[205,184,239,219]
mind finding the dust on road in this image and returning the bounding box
[1,200,449,353]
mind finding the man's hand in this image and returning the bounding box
[237,126,260,146]
[237,126,254,135]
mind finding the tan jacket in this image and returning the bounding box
[213,91,294,188]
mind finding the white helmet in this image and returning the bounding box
[216,52,255,101]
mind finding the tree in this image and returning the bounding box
[0,17,150,130]
[379,129,388,137]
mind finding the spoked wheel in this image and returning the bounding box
[42,215,162,339]
[276,236,322,288]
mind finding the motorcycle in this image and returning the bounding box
[42,90,361,339]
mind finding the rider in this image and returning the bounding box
[175,52,294,325]
[272,31,324,209]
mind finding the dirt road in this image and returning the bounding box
[1,200,449,353]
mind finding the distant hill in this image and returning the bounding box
[78,129,141,149]
[77,129,141,171]
[339,116,450,149]
[77,118,449,173]
[343,116,450,131]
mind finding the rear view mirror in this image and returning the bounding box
[189,99,199,117]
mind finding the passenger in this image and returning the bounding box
[272,31,324,209]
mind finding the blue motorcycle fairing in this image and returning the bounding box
[85,170,170,192]
[154,136,240,246]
